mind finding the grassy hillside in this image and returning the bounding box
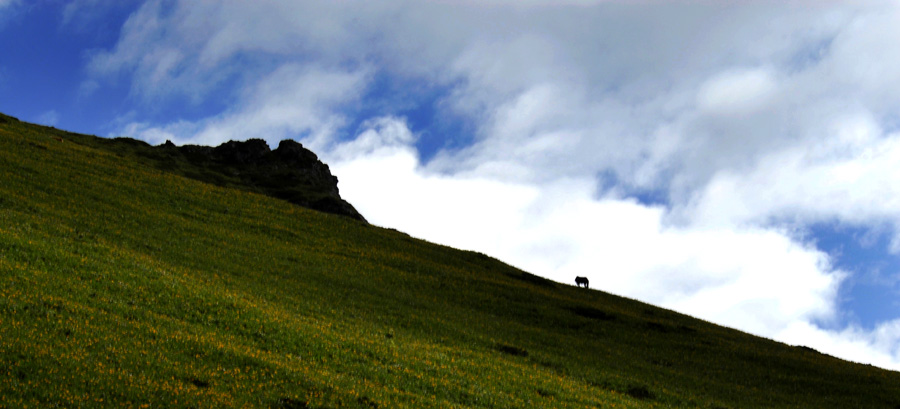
[1,113,899,408]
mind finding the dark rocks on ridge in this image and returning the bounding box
[0,114,363,221]
[159,138,366,222]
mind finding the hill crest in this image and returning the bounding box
[22,117,367,223]
[159,137,366,222]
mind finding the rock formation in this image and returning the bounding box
[158,138,366,222]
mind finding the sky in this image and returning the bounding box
[4,0,900,371]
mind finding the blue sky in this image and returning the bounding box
[5,0,900,370]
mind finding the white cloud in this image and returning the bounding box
[329,116,856,363]
[696,68,778,115]
[116,64,368,148]
[87,1,396,102]
[117,120,196,146]
[188,64,368,149]
[330,116,416,161]
[819,3,900,112]
[98,0,900,370]
[87,0,233,102]
[779,320,900,371]
[685,117,900,234]
[328,119,542,261]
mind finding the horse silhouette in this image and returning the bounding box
[575,276,589,288]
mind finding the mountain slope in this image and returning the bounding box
[1,114,899,408]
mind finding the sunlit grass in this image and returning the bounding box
[1,113,899,408]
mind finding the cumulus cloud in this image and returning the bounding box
[696,68,778,115]
[117,64,368,148]
[87,1,397,103]
[95,0,900,370]
[687,122,900,229]
[330,117,845,349]
[187,64,368,149]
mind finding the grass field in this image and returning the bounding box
[2,113,899,408]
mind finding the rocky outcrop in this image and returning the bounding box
[158,138,366,222]
[0,112,363,222]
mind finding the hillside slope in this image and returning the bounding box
[1,114,899,408]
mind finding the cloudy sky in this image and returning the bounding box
[5,0,900,370]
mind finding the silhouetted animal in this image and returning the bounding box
[575,276,589,288]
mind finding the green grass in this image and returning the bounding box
[2,113,900,408]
